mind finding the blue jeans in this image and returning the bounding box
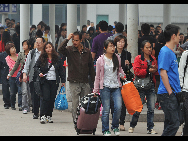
[100,87,122,133]
[9,77,22,108]
[158,92,180,136]
[130,84,155,130]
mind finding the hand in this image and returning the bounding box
[61,83,65,87]
[125,60,130,65]
[19,78,22,82]
[67,33,74,40]
[151,65,157,69]
[93,93,97,97]
[23,74,27,82]
[120,75,126,81]
[7,75,10,80]
[149,68,157,73]
[39,73,44,77]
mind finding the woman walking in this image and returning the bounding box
[34,42,65,124]
[128,40,158,134]
[93,40,126,136]
[7,40,31,114]
[5,42,22,110]
[114,35,132,131]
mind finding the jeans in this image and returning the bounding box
[9,77,22,108]
[2,80,10,107]
[100,87,122,133]
[158,92,180,136]
[21,81,31,111]
[130,84,155,130]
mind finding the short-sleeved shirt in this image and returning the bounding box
[157,46,181,94]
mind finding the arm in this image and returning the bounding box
[91,37,97,61]
[133,56,149,77]
[93,58,101,93]
[88,50,96,82]
[179,51,188,88]
[9,52,21,76]
[160,69,172,95]
[58,33,73,57]
[58,57,66,83]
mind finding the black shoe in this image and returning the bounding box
[11,107,16,110]
[19,107,22,111]
[4,106,9,109]
[33,114,38,119]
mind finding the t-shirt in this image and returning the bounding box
[91,32,112,61]
[157,46,181,94]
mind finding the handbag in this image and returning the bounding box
[133,76,153,90]
[121,80,143,115]
[34,63,53,97]
[55,86,68,110]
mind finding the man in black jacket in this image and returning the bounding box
[0,51,10,109]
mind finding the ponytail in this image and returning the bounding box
[112,53,119,72]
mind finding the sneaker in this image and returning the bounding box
[40,115,47,124]
[103,130,111,136]
[128,127,134,133]
[23,109,27,114]
[113,128,120,136]
[147,129,158,134]
[120,125,125,131]
[19,107,22,111]
[46,116,53,123]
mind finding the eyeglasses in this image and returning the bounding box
[36,41,42,44]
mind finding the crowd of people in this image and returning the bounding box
[0,17,188,136]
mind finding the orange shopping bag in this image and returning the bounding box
[121,81,143,115]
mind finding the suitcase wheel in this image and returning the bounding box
[93,128,96,135]
[76,128,80,135]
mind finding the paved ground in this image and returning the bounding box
[0,94,183,136]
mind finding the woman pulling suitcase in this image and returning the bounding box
[93,40,126,136]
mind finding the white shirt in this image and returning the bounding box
[103,55,119,88]
[46,63,56,80]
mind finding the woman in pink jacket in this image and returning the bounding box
[93,40,126,136]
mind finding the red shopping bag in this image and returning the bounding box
[121,81,143,115]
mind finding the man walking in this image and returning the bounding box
[22,37,45,119]
[58,31,95,125]
[157,24,181,136]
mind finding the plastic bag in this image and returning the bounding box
[55,86,68,110]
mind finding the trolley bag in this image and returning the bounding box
[121,80,143,115]
[75,93,101,135]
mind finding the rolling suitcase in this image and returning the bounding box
[75,93,101,135]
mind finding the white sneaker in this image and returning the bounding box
[128,127,134,133]
[46,116,53,123]
[113,128,120,136]
[40,115,47,124]
[23,109,27,114]
[147,129,158,134]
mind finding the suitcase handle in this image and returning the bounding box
[88,93,100,97]
[86,96,91,113]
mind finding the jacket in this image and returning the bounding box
[9,52,26,76]
[34,56,66,85]
[58,39,95,83]
[179,50,188,92]
[133,53,158,84]
[93,54,126,93]
[0,52,9,84]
